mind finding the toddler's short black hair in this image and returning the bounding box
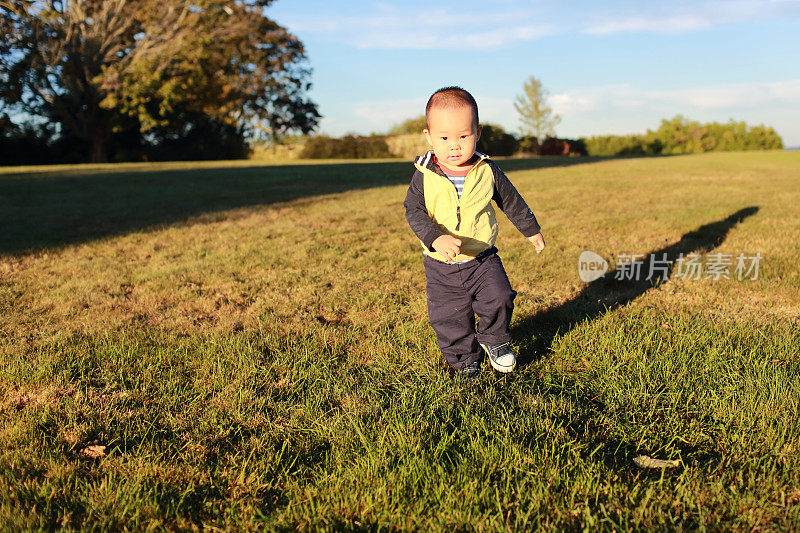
[425,86,479,130]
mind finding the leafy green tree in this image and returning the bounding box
[579,116,783,156]
[476,123,518,157]
[514,76,561,140]
[0,0,319,162]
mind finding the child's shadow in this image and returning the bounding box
[513,206,760,364]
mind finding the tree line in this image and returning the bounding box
[294,114,782,160]
[0,0,320,164]
[579,116,783,156]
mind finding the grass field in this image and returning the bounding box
[1,151,799,530]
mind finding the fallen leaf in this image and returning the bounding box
[80,445,106,458]
[633,455,680,468]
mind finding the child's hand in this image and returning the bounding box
[432,235,462,261]
[528,232,545,254]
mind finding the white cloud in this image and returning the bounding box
[551,80,800,116]
[584,15,713,35]
[474,96,517,131]
[550,91,609,115]
[314,97,422,135]
[353,24,552,50]
[655,80,800,108]
[584,0,800,35]
[352,98,426,131]
[280,6,552,50]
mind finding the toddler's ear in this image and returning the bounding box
[476,125,482,140]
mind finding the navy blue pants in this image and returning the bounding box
[423,248,516,369]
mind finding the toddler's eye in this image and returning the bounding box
[441,137,447,141]
[460,135,468,139]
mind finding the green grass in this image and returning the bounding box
[1,152,799,530]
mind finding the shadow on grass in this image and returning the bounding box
[513,205,760,361]
[505,205,761,476]
[0,156,591,256]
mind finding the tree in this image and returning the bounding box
[0,0,320,162]
[476,123,518,157]
[514,76,560,141]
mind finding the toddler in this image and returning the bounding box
[404,86,545,378]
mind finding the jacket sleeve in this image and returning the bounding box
[404,168,445,250]
[490,162,541,237]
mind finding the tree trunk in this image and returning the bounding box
[90,125,108,163]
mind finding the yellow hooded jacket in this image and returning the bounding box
[404,151,540,263]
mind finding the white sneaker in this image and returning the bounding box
[480,342,517,373]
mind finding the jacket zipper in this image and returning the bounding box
[437,171,462,230]
[445,167,469,232]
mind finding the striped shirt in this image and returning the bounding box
[434,157,472,199]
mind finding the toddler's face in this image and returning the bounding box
[424,105,482,171]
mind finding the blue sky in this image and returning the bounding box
[266,0,800,146]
